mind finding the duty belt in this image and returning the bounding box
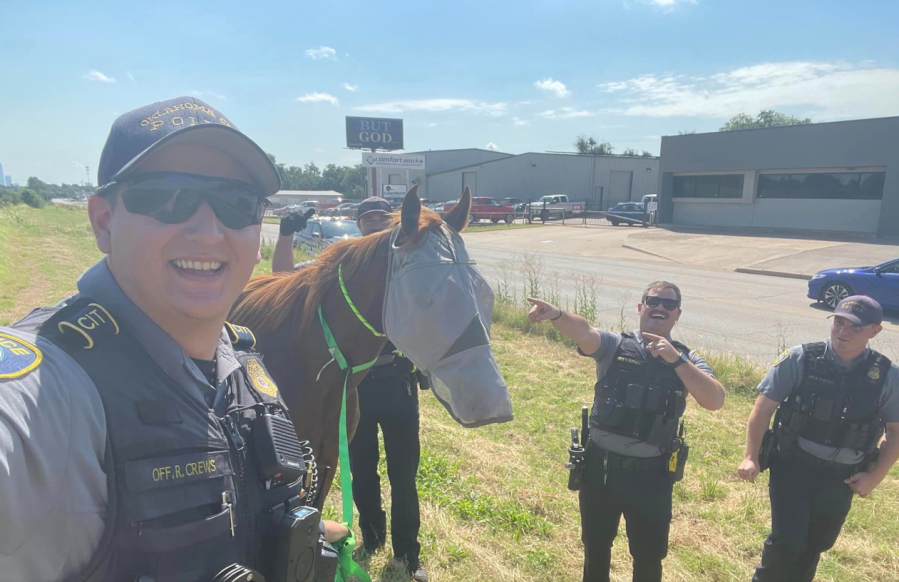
[604,450,668,473]
[780,444,862,479]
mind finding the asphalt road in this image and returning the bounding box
[260,223,898,364]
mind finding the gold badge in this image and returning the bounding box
[246,358,278,398]
[868,366,881,381]
[774,349,790,366]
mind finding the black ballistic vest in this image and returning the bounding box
[777,342,890,452]
[591,333,689,452]
[22,298,306,582]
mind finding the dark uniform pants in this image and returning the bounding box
[752,456,854,582]
[579,466,673,582]
[349,372,421,566]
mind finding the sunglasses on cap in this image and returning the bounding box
[100,172,270,230]
[644,296,680,311]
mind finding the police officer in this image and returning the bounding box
[528,281,725,582]
[0,97,341,581]
[273,197,428,582]
[738,296,899,582]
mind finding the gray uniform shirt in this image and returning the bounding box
[580,329,716,458]
[0,259,245,582]
[758,341,899,464]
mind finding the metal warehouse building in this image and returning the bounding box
[426,152,659,209]
[657,117,899,237]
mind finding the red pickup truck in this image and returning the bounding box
[444,196,515,224]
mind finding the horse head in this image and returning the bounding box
[387,186,512,427]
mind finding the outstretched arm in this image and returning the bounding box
[527,297,601,355]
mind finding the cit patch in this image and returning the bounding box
[246,358,278,398]
[226,322,256,350]
[868,366,881,381]
[0,332,43,379]
[57,302,119,350]
[774,349,790,366]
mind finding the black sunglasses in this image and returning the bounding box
[644,296,680,311]
[102,172,270,230]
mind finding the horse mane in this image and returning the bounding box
[232,209,444,336]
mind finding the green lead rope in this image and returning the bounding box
[318,303,377,582]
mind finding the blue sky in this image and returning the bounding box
[2,0,898,185]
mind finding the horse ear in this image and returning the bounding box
[445,186,472,232]
[401,184,421,236]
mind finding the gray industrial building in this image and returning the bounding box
[371,148,511,200]
[426,152,659,209]
[657,117,899,237]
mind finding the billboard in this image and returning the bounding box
[382,184,408,195]
[361,153,425,171]
[346,116,404,150]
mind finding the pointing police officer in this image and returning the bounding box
[739,296,899,582]
[528,281,725,582]
[0,97,336,581]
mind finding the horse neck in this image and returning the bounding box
[321,236,390,367]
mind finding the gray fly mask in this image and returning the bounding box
[383,223,513,427]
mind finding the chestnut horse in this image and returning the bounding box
[231,186,495,506]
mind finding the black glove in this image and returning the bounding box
[280,209,315,236]
[393,356,415,376]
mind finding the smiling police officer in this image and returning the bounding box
[0,97,332,582]
[739,296,899,582]
[528,281,725,582]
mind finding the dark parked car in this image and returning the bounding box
[606,202,645,226]
[808,258,899,310]
[294,217,362,254]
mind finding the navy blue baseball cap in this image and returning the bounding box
[830,295,883,326]
[97,96,281,196]
[358,196,392,219]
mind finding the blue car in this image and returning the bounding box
[807,258,899,310]
[606,202,645,226]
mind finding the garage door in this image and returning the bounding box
[607,171,633,208]
[462,172,477,197]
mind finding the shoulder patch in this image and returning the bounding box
[225,322,256,350]
[0,332,43,379]
[246,357,278,398]
[774,349,790,366]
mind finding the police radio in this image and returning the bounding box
[250,404,308,488]
[565,406,589,491]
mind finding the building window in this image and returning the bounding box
[673,174,744,199]
[388,173,403,185]
[757,172,886,200]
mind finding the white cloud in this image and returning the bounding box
[649,0,696,6]
[314,147,325,153]
[305,46,337,60]
[485,142,500,150]
[341,83,359,92]
[427,122,438,127]
[597,61,899,120]
[534,78,571,98]
[538,107,593,119]
[126,71,135,82]
[84,70,116,83]
[298,92,340,106]
[513,117,531,126]
[355,98,508,117]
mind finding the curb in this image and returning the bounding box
[734,268,812,281]
[621,244,684,264]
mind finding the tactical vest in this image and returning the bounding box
[26,298,309,582]
[591,333,689,453]
[776,342,890,452]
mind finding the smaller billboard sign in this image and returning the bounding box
[346,116,404,150]
[382,184,408,195]
[361,153,426,171]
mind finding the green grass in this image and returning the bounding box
[3,204,897,582]
[0,204,104,325]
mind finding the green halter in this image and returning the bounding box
[317,263,385,582]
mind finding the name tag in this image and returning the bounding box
[125,451,233,492]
